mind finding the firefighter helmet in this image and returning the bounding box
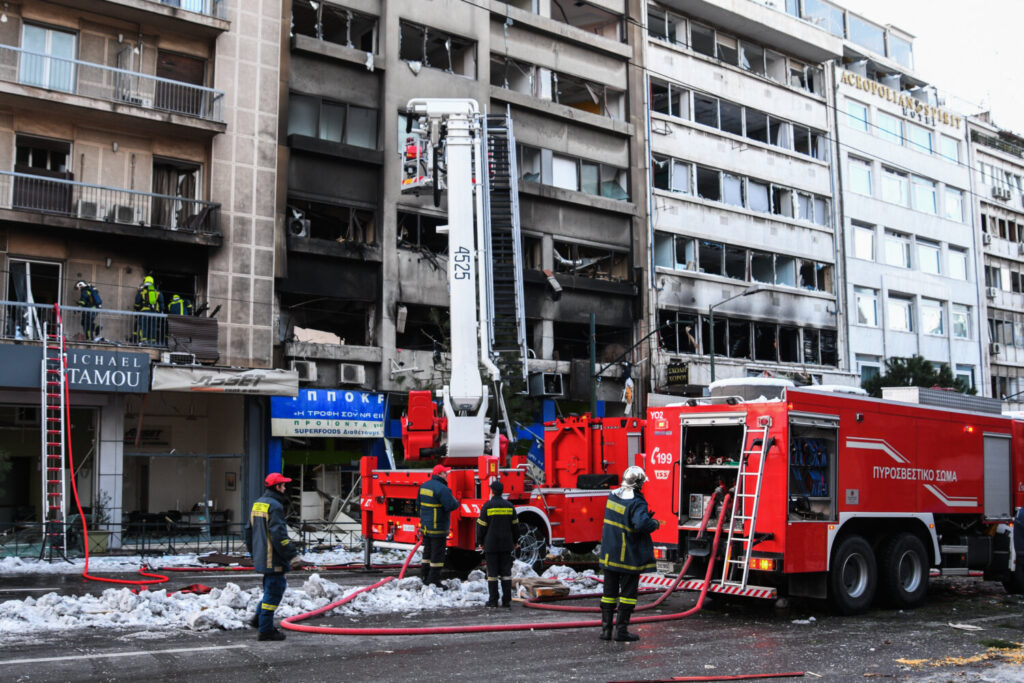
[622,466,647,490]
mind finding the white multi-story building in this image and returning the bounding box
[830,6,980,389]
[968,115,1024,404]
[644,0,852,392]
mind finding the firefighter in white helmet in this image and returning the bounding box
[598,465,661,642]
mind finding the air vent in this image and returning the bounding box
[290,360,317,382]
[339,363,366,385]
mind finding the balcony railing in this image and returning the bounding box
[155,0,228,20]
[0,170,220,235]
[0,44,224,123]
[1,301,169,348]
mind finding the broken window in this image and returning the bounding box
[523,235,542,269]
[769,118,791,148]
[720,100,743,136]
[552,71,622,118]
[650,81,689,119]
[751,252,774,283]
[670,160,691,194]
[490,55,536,94]
[398,211,447,253]
[292,1,377,52]
[694,95,718,128]
[701,315,727,356]
[771,186,793,218]
[725,245,747,280]
[775,255,796,287]
[553,241,628,281]
[394,304,447,351]
[754,324,777,361]
[722,173,743,207]
[696,166,720,201]
[518,145,541,183]
[779,326,799,362]
[748,180,770,213]
[659,310,698,354]
[698,240,724,276]
[820,330,838,365]
[551,1,622,41]
[746,109,768,143]
[803,329,820,364]
[715,33,738,65]
[288,197,376,244]
[691,23,715,58]
[600,164,629,200]
[765,50,786,82]
[799,261,831,291]
[282,292,371,345]
[793,126,811,155]
[728,320,751,358]
[740,42,765,76]
[400,21,476,77]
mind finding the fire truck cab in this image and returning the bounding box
[644,381,1024,614]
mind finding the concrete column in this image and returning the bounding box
[96,394,124,548]
[535,319,554,360]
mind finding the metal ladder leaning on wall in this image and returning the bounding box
[720,421,772,588]
[40,304,70,562]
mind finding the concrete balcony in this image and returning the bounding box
[0,45,225,134]
[0,170,221,246]
[46,1,229,38]
[1,300,169,349]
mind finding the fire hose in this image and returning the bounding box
[279,492,731,636]
[63,354,170,587]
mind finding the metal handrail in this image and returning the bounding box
[0,170,220,235]
[1,300,169,348]
[154,0,228,20]
[0,44,225,122]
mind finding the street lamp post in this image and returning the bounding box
[709,285,766,383]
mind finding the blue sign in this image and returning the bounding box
[270,389,386,438]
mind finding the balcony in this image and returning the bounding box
[1,301,169,349]
[0,45,225,126]
[46,1,229,38]
[154,0,227,18]
[0,170,221,245]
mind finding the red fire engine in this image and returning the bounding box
[642,382,1024,614]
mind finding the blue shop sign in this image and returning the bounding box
[270,389,386,438]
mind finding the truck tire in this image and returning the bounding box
[829,535,877,615]
[878,533,928,609]
[514,519,548,569]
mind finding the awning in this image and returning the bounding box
[151,365,299,396]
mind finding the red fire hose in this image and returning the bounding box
[280,494,731,636]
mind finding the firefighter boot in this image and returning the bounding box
[599,605,615,641]
[614,605,639,642]
[486,579,499,607]
[420,562,430,586]
[501,579,513,608]
[427,564,444,588]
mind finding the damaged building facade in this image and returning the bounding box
[832,5,981,389]
[646,0,850,391]
[0,1,285,545]
[276,0,646,486]
[968,116,1024,406]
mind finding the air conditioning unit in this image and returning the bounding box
[986,286,998,299]
[989,342,1002,356]
[109,204,136,224]
[76,200,100,220]
[288,216,310,237]
[992,186,1012,201]
[290,360,318,382]
[160,351,196,365]
[529,372,565,397]
[982,233,993,245]
[339,362,366,385]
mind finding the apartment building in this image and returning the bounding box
[275,0,646,492]
[0,1,283,542]
[828,2,980,390]
[968,115,1024,405]
[645,0,851,392]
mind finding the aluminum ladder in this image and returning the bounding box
[39,304,70,562]
[720,420,772,588]
[481,111,527,388]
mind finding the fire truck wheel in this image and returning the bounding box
[878,533,929,609]
[828,535,877,615]
[514,520,548,569]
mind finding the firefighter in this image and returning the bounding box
[475,479,521,608]
[75,280,102,340]
[244,472,303,641]
[133,275,164,344]
[167,293,194,316]
[417,464,459,587]
[599,465,660,642]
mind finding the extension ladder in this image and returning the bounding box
[39,304,69,561]
[720,420,772,588]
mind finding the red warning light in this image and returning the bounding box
[963,425,975,434]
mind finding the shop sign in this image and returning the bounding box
[152,365,299,396]
[666,361,689,386]
[0,345,149,393]
[270,389,386,438]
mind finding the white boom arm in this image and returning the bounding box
[406,98,499,461]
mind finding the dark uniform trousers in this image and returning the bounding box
[420,535,447,587]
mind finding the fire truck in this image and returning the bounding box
[360,99,638,569]
[642,381,1024,614]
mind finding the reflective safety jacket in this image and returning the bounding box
[168,294,193,316]
[417,475,458,537]
[476,493,521,553]
[135,285,164,313]
[599,491,658,574]
[244,488,298,573]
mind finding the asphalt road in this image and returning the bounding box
[2,569,1023,682]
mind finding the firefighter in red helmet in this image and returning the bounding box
[417,464,459,587]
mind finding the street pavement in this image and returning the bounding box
[2,568,1023,682]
